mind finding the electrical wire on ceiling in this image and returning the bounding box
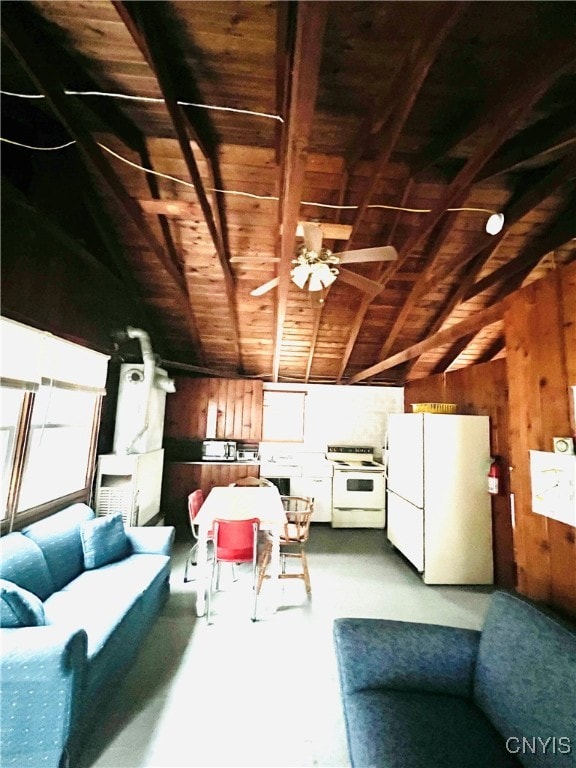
[0,88,284,122]
[0,135,505,227]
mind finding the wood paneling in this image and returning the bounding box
[164,377,263,441]
[505,261,576,617]
[405,261,576,617]
[404,358,515,589]
[161,461,260,535]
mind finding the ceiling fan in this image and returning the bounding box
[250,222,398,300]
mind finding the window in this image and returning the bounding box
[262,390,305,442]
[0,387,27,519]
[17,384,100,512]
[1,317,108,530]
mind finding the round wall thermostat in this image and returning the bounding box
[553,437,575,455]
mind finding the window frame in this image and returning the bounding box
[1,381,103,533]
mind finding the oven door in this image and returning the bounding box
[332,470,385,510]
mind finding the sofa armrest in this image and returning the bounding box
[333,618,481,699]
[126,525,175,556]
[1,626,88,767]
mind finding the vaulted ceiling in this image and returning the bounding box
[2,1,575,385]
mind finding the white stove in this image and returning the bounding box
[326,445,386,470]
[326,446,386,529]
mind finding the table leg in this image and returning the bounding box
[268,529,281,613]
[195,531,208,617]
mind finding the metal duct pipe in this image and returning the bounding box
[125,326,155,454]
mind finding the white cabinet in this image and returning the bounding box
[290,476,332,523]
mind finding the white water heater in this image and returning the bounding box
[113,364,172,455]
[94,328,176,524]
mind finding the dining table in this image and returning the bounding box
[193,484,288,617]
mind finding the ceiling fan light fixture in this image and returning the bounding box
[317,263,338,288]
[486,212,505,235]
[308,268,325,292]
[291,263,311,289]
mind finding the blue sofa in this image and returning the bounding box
[0,503,174,768]
[334,590,576,768]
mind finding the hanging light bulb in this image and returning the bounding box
[291,263,310,289]
[308,268,324,292]
[486,212,505,235]
[317,263,338,288]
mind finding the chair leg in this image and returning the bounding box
[301,547,311,596]
[206,560,216,624]
[256,546,271,594]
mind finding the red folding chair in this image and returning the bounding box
[184,490,213,583]
[207,517,260,624]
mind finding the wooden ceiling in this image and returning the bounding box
[2,1,575,385]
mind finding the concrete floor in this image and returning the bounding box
[78,526,494,768]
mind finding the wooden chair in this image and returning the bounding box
[256,495,314,597]
[184,489,213,582]
[229,476,273,487]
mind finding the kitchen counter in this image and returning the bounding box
[166,460,260,466]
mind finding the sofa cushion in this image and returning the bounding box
[0,533,55,600]
[43,553,171,656]
[474,591,576,768]
[22,503,94,590]
[80,513,131,570]
[0,579,46,627]
[342,689,521,768]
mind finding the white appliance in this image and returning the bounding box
[327,446,386,528]
[386,413,493,584]
[94,450,164,525]
[260,453,334,522]
[94,328,176,525]
[113,363,171,454]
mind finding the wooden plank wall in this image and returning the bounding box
[404,358,515,589]
[505,261,576,617]
[164,377,263,441]
[405,261,575,616]
[162,462,259,535]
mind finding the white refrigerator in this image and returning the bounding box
[386,413,493,585]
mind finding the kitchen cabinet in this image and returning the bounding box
[290,476,333,523]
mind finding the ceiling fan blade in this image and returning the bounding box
[338,267,384,298]
[250,276,279,296]
[302,222,323,252]
[336,245,399,263]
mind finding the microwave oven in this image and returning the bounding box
[202,439,237,462]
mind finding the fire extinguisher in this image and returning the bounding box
[487,457,500,495]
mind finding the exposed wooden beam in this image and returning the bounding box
[138,199,200,217]
[476,105,576,181]
[117,1,242,368]
[348,301,504,384]
[1,11,186,294]
[273,2,328,382]
[398,158,576,376]
[335,178,415,382]
[138,142,206,365]
[274,1,293,165]
[427,154,576,288]
[466,201,576,300]
[346,3,465,247]
[379,38,576,298]
[411,39,576,179]
[375,213,459,361]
